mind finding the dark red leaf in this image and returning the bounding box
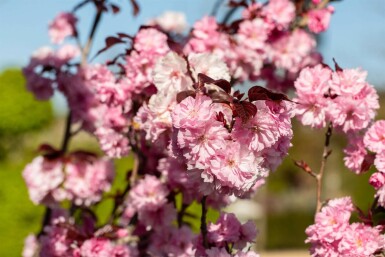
[216,111,225,123]
[117,33,134,40]
[38,144,62,159]
[110,3,120,14]
[129,0,140,16]
[333,58,343,72]
[233,90,244,100]
[95,36,125,57]
[197,73,231,93]
[248,86,291,103]
[176,90,196,103]
[209,90,233,104]
[233,101,257,123]
[361,153,375,173]
[228,0,248,8]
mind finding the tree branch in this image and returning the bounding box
[200,195,208,248]
[81,2,104,65]
[315,122,333,213]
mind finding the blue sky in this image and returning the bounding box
[1,0,385,87]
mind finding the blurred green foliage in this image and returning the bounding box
[0,69,52,136]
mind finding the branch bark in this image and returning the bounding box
[315,122,333,213]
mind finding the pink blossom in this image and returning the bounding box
[128,175,169,212]
[208,141,266,194]
[23,45,80,100]
[242,3,262,19]
[304,197,385,256]
[134,28,169,55]
[22,234,38,257]
[226,44,264,82]
[329,74,379,132]
[80,238,113,257]
[188,52,231,82]
[124,51,158,94]
[138,203,176,230]
[269,29,316,74]
[175,120,229,170]
[343,134,368,173]
[376,186,385,207]
[370,172,385,190]
[49,12,77,44]
[111,244,138,257]
[148,226,196,256]
[293,65,331,128]
[262,0,296,30]
[208,213,241,245]
[134,96,174,142]
[236,220,258,249]
[232,101,282,152]
[307,7,334,34]
[364,120,385,154]
[236,19,271,51]
[22,156,65,205]
[64,157,115,206]
[40,224,80,257]
[95,127,130,158]
[148,11,187,33]
[294,65,331,96]
[171,95,214,129]
[153,51,192,92]
[375,152,385,173]
[206,247,231,257]
[338,223,385,257]
[184,16,230,59]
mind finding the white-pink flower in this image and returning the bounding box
[49,12,77,44]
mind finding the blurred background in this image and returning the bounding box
[1,0,385,256]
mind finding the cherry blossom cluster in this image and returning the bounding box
[23,209,138,257]
[19,0,361,256]
[305,197,385,257]
[360,120,385,207]
[293,64,379,132]
[293,64,382,175]
[184,0,329,90]
[22,150,114,206]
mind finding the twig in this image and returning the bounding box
[315,122,333,213]
[38,113,73,237]
[200,195,208,248]
[222,6,239,25]
[211,0,225,16]
[177,203,189,228]
[60,112,72,153]
[37,208,52,237]
[81,2,104,65]
[130,152,139,186]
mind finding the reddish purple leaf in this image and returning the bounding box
[176,90,196,103]
[361,153,375,173]
[129,0,140,16]
[117,33,134,40]
[96,36,125,56]
[110,3,120,14]
[209,90,233,104]
[333,58,343,72]
[233,101,257,123]
[198,73,231,93]
[248,86,291,103]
